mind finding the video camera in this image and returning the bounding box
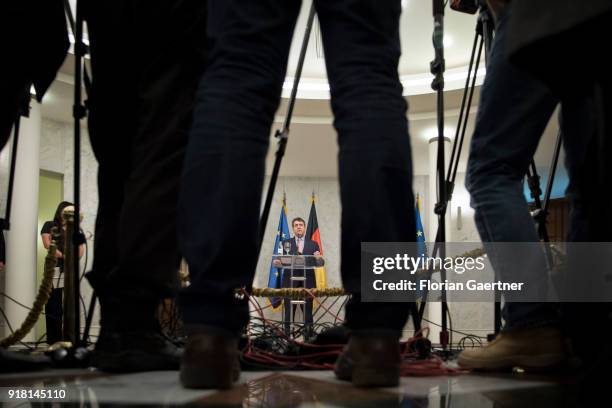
[450,0,484,14]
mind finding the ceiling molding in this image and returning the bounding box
[281,66,486,99]
[56,64,484,100]
[273,107,478,125]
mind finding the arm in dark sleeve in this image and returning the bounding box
[40,221,54,235]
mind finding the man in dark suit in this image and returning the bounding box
[278,217,323,339]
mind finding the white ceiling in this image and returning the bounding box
[288,0,481,78]
[42,1,560,178]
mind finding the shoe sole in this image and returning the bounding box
[458,353,565,371]
[180,366,239,389]
[352,365,400,387]
[92,350,180,373]
[335,363,400,388]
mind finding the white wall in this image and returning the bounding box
[255,174,430,289]
[445,171,494,338]
[38,119,99,337]
[40,119,98,272]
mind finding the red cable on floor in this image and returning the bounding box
[241,288,466,376]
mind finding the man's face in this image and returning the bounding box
[293,220,305,238]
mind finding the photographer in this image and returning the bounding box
[506,0,612,386]
[40,201,85,345]
[178,0,416,389]
[457,0,564,370]
[84,0,207,372]
[459,0,612,371]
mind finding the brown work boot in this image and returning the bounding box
[458,326,565,371]
[334,333,401,387]
[180,329,240,389]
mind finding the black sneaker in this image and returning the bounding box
[0,349,51,373]
[92,330,182,372]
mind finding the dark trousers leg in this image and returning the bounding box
[179,0,302,335]
[281,270,291,334]
[315,0,415,333]
[281,269,299,335]
[283,298,291,335]
[561,83,612,361]
[45,288,63,344]
[304,269,315,332]
[85,0,207,330]
[563,83,612,242]
[180,0,415,335]
[465,9,559,330]
[280,269,313,335]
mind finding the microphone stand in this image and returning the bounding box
[257,3,316,258]
[418,1,563,344]
[62,0,99,349]
[429,0,451,353]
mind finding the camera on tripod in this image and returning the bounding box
[450,0,485,14]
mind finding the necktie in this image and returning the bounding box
[298,238,304,254]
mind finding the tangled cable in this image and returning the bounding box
[241,287,466,376]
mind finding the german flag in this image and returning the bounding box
[306,193,326,288]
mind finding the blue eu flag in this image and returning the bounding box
[267,195,290,309]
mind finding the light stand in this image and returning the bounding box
[427,0,451,352]
[418,1,495,346]
[62,0,100,349]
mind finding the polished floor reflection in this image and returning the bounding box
[0,367,588,407]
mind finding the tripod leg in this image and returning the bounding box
[410,303,421,332]
[82,292,97,344]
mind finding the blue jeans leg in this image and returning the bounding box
[466,9,559,330]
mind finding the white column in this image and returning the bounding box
[427,136,451,345]
[4,100,41,341]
